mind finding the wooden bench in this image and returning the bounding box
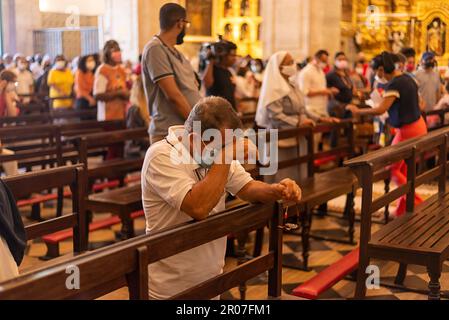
[0,124,65,219]
[1,165,88,259]
[424,106,449,131]
[71,128,148,238]
[346,127,449,300]
[0,202,283,300]
[250,126,357,270]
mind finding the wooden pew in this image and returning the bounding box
[292,129,449,299]
[345,127,449,300]
[41,129,147,247]
[1,165,88,259]
[0,202,283,300]
[250,126,357,270]
[424,106,449,131]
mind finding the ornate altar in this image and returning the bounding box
[341,0,449,66]
[183,0,263,58]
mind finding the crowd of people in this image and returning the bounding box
[3,2,449,299]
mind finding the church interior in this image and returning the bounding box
[2,0,449,303]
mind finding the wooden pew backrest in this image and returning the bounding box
[0,202,283,301]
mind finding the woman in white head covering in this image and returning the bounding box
[256,51,318,183]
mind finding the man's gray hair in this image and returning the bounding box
[185,96,243,134]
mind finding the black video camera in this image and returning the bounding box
[198,35,237,73]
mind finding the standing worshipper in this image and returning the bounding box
[347,52,427,217]
[142,3,201,144]
[415,51,443,111]
[202,39,238,110]
[326,52,355,121]
[298,50,339,121]
[47,55,74,110]
[94,40,129,121]
[75,54,99,120]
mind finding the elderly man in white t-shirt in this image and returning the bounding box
[142,96,302,300]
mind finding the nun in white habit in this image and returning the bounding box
[256,51,319,184]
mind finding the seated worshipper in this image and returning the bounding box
[0,179,26,282]
[47,55,74,110]
[256,51,316,183]
[0,70,19,176]
[142,96,302,299]
[347,52,427,217]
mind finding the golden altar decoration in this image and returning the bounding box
[184,0,263,58]
[342,0,449,66]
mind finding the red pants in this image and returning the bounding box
[391,117,428,216]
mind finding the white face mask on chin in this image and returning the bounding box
[335,60,349,70]
[55,61,66,70]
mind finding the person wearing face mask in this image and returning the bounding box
[326,52,356,122]
[13,56,34,104]
[415,51,443,111]
[74,55,98,120]
[94,40,129,122]
[0,70,20,177]
[298,50,340,123]
[347,51,427,217]
[401,47,416,74]
[256,51,318,183]
[142,96,302,299]
[203,39,238,110]
[370,55,388,93]
[142,3,201,144]
[36,55,52,98]
[2,54,15,71]
[350,61,370,104]
[47,55,74,110]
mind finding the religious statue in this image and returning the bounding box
[389,31,405,53]
[224,24,233,40]
[224,0,233,17]
[427,18,445,56]
[240,23,250,41]
[240,0,250,16]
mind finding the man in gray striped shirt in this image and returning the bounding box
[142,3,201,144]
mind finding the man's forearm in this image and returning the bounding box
[237,181,280,204]
[202,62,215,89]
[169,93,192,120]
[182,164,231,220]
[307,89,327,97]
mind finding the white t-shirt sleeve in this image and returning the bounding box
[93,72,108,95]
[299,69,312,96]
[147,152,196,211]
[226,162,253,196]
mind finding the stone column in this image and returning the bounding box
[137,0,179,53]
[101,0,140,62]
[2,0,41,55]
[260,0,341,61]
